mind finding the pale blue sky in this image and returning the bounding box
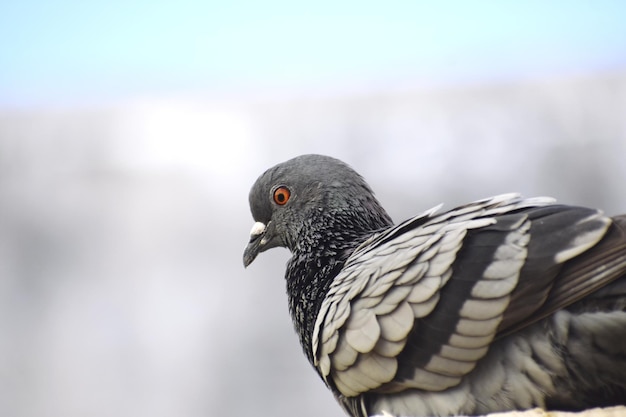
[2,0,626,106]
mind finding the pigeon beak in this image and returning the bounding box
[243,221,267,267]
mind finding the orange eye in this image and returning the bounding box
[273,186,291,205]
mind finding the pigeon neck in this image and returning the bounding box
[284,206,392,366]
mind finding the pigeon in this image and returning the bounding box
[243,154,626,417]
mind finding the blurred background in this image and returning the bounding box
[1,1,626,416]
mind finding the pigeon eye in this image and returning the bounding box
[273,186,291,206]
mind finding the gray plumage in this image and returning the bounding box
[243,154,626,417]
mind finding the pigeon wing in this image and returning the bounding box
[312,194,616,399]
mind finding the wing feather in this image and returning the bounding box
[439,344,489,361]
[377,302,415,342]
[409,292,441,317]
[345,310,380,353]
[374,337,406,357]
[332,333,359,371]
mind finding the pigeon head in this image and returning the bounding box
[243,154,393,267]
